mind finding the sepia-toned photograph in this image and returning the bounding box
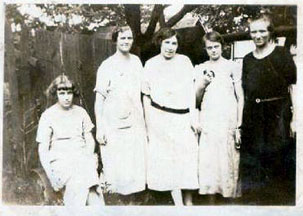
[1,0,302,215]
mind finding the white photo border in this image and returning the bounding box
[1,0,302,215]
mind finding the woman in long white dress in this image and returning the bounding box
[94,26,147,196]
[36,75,104,206]
[142,28,199,206]
[194,31,244,201]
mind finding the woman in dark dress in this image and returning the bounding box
[240,14,296,204]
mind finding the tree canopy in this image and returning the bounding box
[6,4,296,34]
[6,4,296,60]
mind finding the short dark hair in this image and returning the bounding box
[46,75,79,97]
[111,26,132,42]
[203,31,224,45]
[153,27,180,46]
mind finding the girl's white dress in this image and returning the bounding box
[142,54,199,191]
[36,104,99,192]
[195,60,241,198]
[95,54,147,195]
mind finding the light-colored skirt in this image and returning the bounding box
[100,124,147,195]
[49,139,99,191]
[145,104,199,191]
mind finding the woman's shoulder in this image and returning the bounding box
[175,54,191,62]
[44,104,58,113]
[129,54,143,67]
[145,54,161,64]
[274,45,287,53]
[195,61,210,69]
[272,46,291,58]
[98,55,115,68]
[243,51,254,61]
[71,105,89,114]
[40,104,59,120]
[225,59,240,67]
[130,53,141,61]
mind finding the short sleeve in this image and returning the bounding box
[281,48,296,85]
[94,61,111,98]
[231,61,242,83]
[36,112,53,144]
[141,61,152,95]
[193,64,206,83]
[133,56,144,90]
[184,56,194,77]
[81,109,94,133]
[241,55,249,91]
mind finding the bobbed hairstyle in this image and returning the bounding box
[203,30,224,45]
[152,27,180,46]
[111,26,132,42]
[46,74,79,98]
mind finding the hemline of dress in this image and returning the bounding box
[147,184,199,192]
[106,184,146,195]
[198,187,241,198]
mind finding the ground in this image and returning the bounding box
[2,173,295,206]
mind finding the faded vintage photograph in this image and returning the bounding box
[1,1,300,211]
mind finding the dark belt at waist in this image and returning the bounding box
[249,96,285,104]
[151,101,189,114]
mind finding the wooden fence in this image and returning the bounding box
[3,21,116,204]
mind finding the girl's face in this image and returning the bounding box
[57,84,73,110]
[161,35,178,59]
[205,40,222,61]
[117,29,133,54]
[249,19,271,48]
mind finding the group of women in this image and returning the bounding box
[36,14,296,206]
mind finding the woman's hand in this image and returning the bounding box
[45,167,62,192]
[290,116,296,138]
[202,69,215,85]
[96,127,107,145]
[195,70,214,106]
[235,128,241,150]
[49,174,61,192]
[190,119,201,135]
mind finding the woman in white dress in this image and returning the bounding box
[194,31,244,202]
[142,28,199,206]
[94,26,147,196]
[36,75,104,206]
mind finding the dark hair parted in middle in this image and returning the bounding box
[153,27,180,46]
[203,31,224,45]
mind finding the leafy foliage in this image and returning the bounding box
[6,4,296,35]
[193,5,296,34]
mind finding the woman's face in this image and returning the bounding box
[205,40,222,61]
[249,19,271,48]
[117,29,133,54]
[161,35,178,59]
[57,84,73,110]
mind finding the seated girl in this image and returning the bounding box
[36,75,104,206]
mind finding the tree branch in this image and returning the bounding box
[144,5,165,38]
[159,12,166,28]
[166,5,198,27]
[124,4,142,38]
[222,25,296,43]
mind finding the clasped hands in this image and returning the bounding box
[96,127,107,146]
[234,128,241,150]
